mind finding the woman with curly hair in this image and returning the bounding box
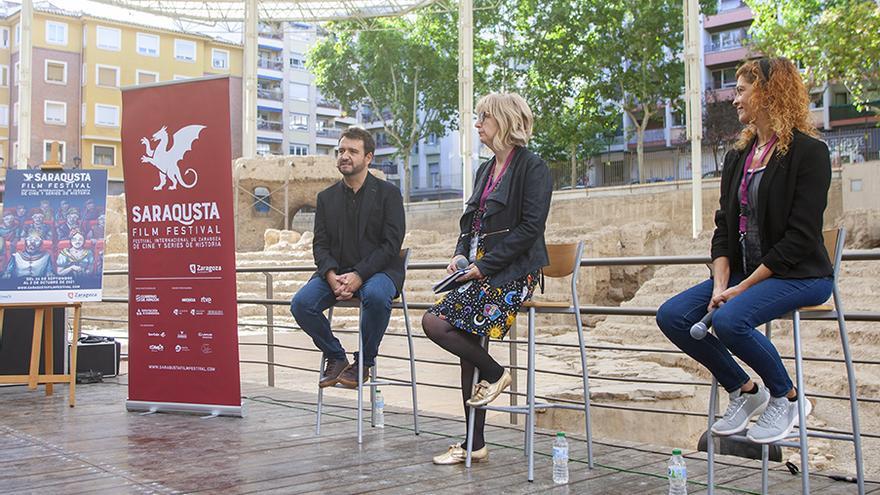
[656,57,833,443]
[423,92,552,464]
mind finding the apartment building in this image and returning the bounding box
[591,0,879,187]
[1,4,243,193]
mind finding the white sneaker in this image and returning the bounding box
[711,385,770,436]
[747,395,812,444]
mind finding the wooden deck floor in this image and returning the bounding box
[0,380,871,495]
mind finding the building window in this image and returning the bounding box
[0,105,8,126]
[93,145,116,166]
[211,49,229,70]
[289,144,308,156]
[44,101,67,125]
[253,186,271,214]
[46,20,68,45]
[411,164,420,189]
[95,104,120,127]
[426,133,438,145]
[174,39,197,62]
[255,142,271,155]
[708,28,747,52]
[45,60,67,84]
[711,67,737,89]
[429,162,440,188]
[288,82,309,101]
[14,23,20,46]
[136,70,158,85]
[0,27,8,48]
[43,140,66,162]
[96,65,119,87]
[288,112,309,131]
[0,65,7,86]
[289,53,306,70]
[136,32,160,56]
[96,26,121,51]
[833,92,850,106]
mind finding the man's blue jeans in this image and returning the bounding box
[656,274,832,398]
[290,273,396,367]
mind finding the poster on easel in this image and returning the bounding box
[121,76,241,417]
[0,169,108,304]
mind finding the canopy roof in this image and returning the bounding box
[87,0,438,23]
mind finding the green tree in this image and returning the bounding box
[517,0,714,183]
[704,89,741,172]
[307,15,458,202]
[747,0,880,110]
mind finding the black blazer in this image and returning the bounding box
[454,146,552,287]
[312,172,406,294]
[711,130,833,279]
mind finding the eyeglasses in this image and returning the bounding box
[476,111,491,123]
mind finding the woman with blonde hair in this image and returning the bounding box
[423,92,552,464]
[656,57,833,443]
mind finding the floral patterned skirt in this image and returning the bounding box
[427,270,539,339]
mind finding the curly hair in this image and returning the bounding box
[734,57,819,155]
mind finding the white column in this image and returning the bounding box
[17,0,33,168]
[684,0,703,237]
[242,0,258,158]
[458,0,474,207]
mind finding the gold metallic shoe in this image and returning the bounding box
[432,443,489,465]
[465,370,512,407]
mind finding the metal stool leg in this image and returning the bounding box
[761,445,769,495]
[792,309,810,494]
[401,290,420,435]
[574,307,594,468]
[465,336,486,468]
[707,376,718,495]
[527,306,536,482]
[370,363,378,427]
[316,306,336,436]
[357,310,364,445]
[833,290,866,494]
[316,354,325,435]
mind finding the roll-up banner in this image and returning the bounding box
[121,76,242,416]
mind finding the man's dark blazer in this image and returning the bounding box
[711,129,833,279]
[312,171,406,294]
[454,146,552,288]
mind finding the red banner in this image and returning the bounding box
[121,77,241,414]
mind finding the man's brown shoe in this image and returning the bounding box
[337,362,370,389]
[319,357,350,388]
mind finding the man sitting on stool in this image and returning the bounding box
[290,127,406,389]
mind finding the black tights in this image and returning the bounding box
[422,312,505,451]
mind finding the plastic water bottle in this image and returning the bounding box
[668,448,687,495]
[374,389,385,428]
[552,432,569,484]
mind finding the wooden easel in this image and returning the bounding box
[0,142,83,407]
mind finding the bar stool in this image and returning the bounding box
[315,249,419,444]
[465,241,593,481]
[706,228,864,495]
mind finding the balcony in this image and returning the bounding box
[258,23,283,40]
[257,88,283,101]
[830,101,880,123]
[257,119,283,132]
[372,161,398,176]
[704,5,754,29]
[316,128,342,139]
[258,59,284,71]
[704,46,753,67]
[704,35,750,54]
[628,128,666,145]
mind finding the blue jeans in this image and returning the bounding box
[290,273,396,367]
[656,274,832,398]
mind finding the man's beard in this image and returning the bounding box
[338,159,365,177]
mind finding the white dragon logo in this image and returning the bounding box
[140,125,206,191]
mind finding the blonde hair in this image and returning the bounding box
[734,58,819,155]
[475,92,533,150]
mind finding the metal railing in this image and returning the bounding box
[91,250,880,443]
[257,88,283,101]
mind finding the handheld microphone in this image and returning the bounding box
[690,309,716,340]
[455,257,470,270]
